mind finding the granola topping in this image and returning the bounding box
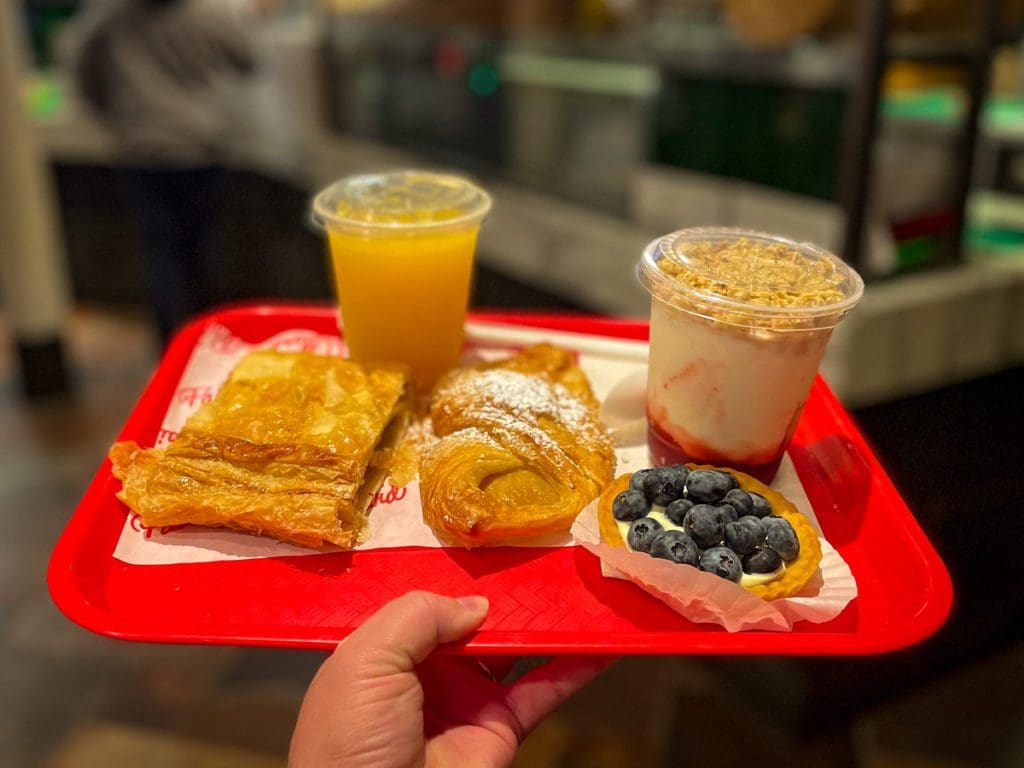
[638,229,864,332]
[660,239,847,308]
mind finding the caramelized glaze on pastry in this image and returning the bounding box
[109,350,412,549]
[420,344,615,547]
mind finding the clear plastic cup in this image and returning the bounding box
[312,171,491,391]
[637,228,864,482]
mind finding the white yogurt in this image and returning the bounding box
[646,300,831,468]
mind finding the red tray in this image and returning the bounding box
[48,304,952,655]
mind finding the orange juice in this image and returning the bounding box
[327,225,479,389]
[312,171,492,391]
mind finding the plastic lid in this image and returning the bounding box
[637,228,864,329]
[312,170,492,233]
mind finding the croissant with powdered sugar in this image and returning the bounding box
[420,344,615,547]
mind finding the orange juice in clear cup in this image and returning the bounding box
[312,171,491,391]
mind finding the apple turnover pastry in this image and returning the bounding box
[420,344,615,547]
[109,350,412,549]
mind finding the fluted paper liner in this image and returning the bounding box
[570,482,858,632]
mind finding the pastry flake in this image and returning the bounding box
[110,349,412,549]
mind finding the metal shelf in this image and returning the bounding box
[840,0,1003,275]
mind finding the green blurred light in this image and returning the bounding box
[23,77,64,119]
[468,64,499,97]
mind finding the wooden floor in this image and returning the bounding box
[2,306,1021,768]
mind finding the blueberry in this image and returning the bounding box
[748,491,773,518]
[743,547,783,574]
[724,516,766,555]
[665,498,694,526]
[649,530,700,566]
[682,504,726,549]
[643,466,687,506]
[699,546,743,582]
[716,502,738,524]
[764,517,800,560]
[612,489,650,522]
[628,469,652,494]
[670,464,691,484]
[627,516,663,553]
[761,516,789,537]
[724,514,765,557]
[684,470,735,504]
[723,489,754,517]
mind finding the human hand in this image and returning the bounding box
[289,591,611,768]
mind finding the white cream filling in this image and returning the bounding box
[616,504,784,586]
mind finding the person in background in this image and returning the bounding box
[70,0,255,344]
[289,591,612,768]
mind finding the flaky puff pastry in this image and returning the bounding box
[109,350,412,549]
[420,344,615,547]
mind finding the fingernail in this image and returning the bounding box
[457,595,489,614]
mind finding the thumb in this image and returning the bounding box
[339,591,489,673]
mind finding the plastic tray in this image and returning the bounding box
[48,304,952,655]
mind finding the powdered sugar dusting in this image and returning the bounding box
[429,426,502,453]
[431,369,613,483]
[439,370,588,426]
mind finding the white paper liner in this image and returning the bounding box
[570,463,858,632]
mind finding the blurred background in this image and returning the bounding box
[1,0,1022,766]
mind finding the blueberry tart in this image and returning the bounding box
[597,464,822,599]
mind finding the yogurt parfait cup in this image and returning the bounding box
[637,228,864,482]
